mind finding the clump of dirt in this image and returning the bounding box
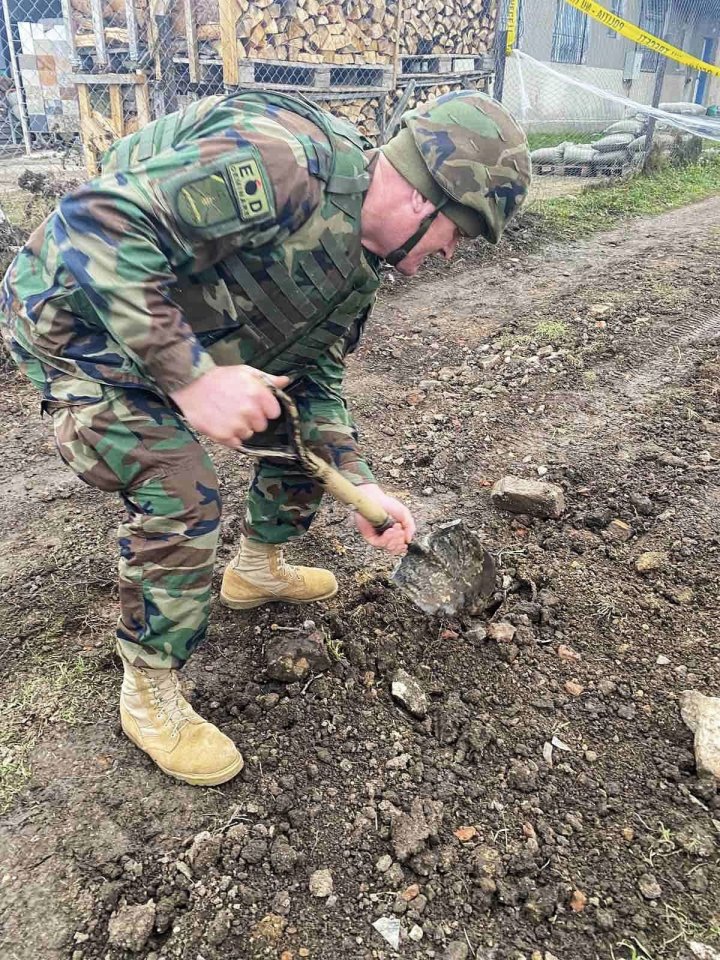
[17,168,81,199]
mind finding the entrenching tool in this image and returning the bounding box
[240,381,496,616]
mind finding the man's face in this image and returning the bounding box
[393,211,463,276]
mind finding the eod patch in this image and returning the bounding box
[227,158,273,222]
[165,148,275,237]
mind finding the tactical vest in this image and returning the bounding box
[104,91,381,376]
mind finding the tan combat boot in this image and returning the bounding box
[220,536,338,610]
[120,659,243,786]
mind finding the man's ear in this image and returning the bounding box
[410,189,436,218]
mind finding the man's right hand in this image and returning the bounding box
[170,365,290,447]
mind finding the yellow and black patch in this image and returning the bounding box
[227,158,273,222]
[176,173,237,228]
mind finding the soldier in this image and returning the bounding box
[1,89,530,786]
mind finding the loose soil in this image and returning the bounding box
[1,197,719,960]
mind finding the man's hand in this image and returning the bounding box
[170,365,290,447]
[354,483,416,556]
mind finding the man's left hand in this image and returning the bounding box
[354,483,416,556]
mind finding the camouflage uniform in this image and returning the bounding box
[1,89,530,670]
[1,91,380,668]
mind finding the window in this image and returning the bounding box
[551,0,589,64]
[639,0,667,72]
[607,0,624,37]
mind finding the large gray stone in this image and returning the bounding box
[491,476,565,519]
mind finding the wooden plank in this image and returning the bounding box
[89,0,107,65]
[108,84,124,138]
[76,83,100,177]
[74,28,129,48]
[72,72,147,84]
[183,0,200,83]
[59,0,79,65]
[124,0,140,60]
[218,0,240,86]
[134,77,151,127]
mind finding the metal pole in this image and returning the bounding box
[0,0,31,155]
[643,0,674,173]
[494,29,508,103]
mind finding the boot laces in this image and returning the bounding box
[149,673,192,738]
[276,549,303,582]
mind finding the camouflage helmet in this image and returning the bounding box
[381,89,531,244]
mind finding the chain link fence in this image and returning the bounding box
[0,0,719,232]
[497,0,720,192]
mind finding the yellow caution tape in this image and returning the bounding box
[506,0,519,56]
[564,0,720,77]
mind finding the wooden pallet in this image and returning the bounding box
[399,53,493,76]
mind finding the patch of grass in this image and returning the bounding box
[535,319,571,344]
[532,155,720,241]
[527,130,597,151]
[0,654,113,813]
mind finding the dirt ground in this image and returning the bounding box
[1,195,719,960]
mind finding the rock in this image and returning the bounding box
[372,916,401,950]
[491,476,565,520]
[241,838,268,865]
[507,759,538,793]
[629,493,654,515]
[391,669,428,719]
[401,883,420,901]
[605,519,632,542]
[486,622,516,643]
[251,914,286,945]
[269,837,299,874]
[635,551,668,574]
[308,868,333,898]
[638,873,662,900]
[564,680,584,697]
[108,902,156,953]
[596,908,615,930]
[271,889,292,916]
[376,854,393,873]
[444,942,470,960]
[656,654,671,665]
[454,826,478,843]
[557,644,581,661]
[205,909,232,946]
[390,798,444,862]
[187,831,221,874]
[689,942,720,959]
[583,507,613,530]
[265,631,331,682]
[408,924,424,942]
[681,691,720,780]
[569,889,587,912]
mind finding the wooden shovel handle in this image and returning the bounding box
[302,451,396,533]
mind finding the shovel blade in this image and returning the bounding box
[392,519,496,616]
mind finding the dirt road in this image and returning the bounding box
[1,198,719,960]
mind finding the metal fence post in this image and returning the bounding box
[1,0,32,156]
[644,0,675,173]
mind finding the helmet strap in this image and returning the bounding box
[383,199,448,267]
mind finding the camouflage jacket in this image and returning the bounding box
[1,92,381,483]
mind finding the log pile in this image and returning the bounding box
[327,97,381,138]
[67,0,497,66]
[402,0,496,58]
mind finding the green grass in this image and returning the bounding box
[527,130,597,151]
[0,654,113,813]
[532,154,720,241]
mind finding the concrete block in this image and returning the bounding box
[490,476,566,520]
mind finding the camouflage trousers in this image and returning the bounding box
[51,381,369,669]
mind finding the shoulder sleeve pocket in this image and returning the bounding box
[161,146,276,240]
